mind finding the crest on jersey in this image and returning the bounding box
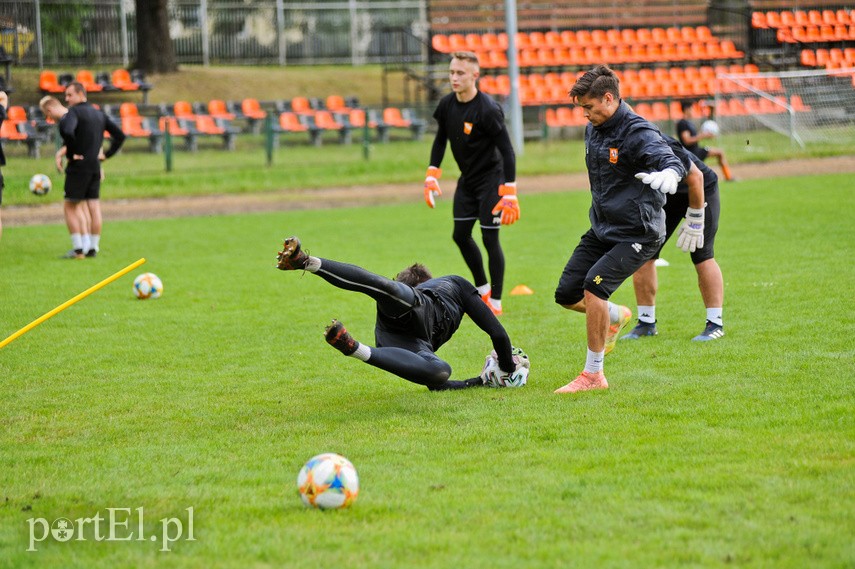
[609,148,618,163]
[463,122,473,134]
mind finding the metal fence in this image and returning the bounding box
[0,0,427,68]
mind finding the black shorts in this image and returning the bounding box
[64,170,101,201]
[691,147,710,161]
[0,172,4,205]
[555,229,662,304]
[654,190,720,264]
[453,170,503,229]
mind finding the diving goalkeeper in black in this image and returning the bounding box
[275,236,527,390]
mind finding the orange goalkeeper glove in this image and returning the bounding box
[424,166,442,208]
[492,182,520,225]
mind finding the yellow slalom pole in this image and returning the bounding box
[0,257,146,350]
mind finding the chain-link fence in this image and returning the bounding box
[0,0,427,68]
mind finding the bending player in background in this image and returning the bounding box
[275,236,528,391]
[622,135,725,342]
[676,100,734,182]
[424,50,519,316]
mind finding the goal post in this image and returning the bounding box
[714,68,855,149]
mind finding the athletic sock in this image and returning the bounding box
[489,298,502,311]
[476,284,491,297]
[90,234,101,252]
[638,305,656,324]
[350,343,370,362]
[706,308,723,327]
[584,348,605,374]
[305,256,321,273]
[607,302,620,324]
[71,233,83,251]
[81,234,91,253]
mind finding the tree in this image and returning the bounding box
[134,0,177,73]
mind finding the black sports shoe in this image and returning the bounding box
[428,378,486,391]
[692,321,724,342]
[85,249,98,258]
[621,320,658,340]
[324,319,358,356]
[276,236,309,270]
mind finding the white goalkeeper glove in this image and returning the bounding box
[424,166,442,208]
[676,205,706,253]
[634,168,680,195]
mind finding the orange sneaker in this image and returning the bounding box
[604,305,632,355]
[481,292,503,316]
[553,370,609,394]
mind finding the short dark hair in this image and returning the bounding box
[569,65,620,101]
[680,100,694,113]
[395,263,432,286]
[66,81,86,96]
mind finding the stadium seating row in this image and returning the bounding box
[472,41,744,69]
[774,24,855,44]
[432,26,719,53]
[800,48,855,68]
[479,64,778,106]
[39,69,152,95]
[0,99,427,155]
[545,95,811,128]
[752,9,854,30]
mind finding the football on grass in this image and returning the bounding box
[29,173,51,196]
[297,453,359,510]
[133,273,163,300]
[480,346,530,387]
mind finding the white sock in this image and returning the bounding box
[81,234,91,252]
[584,348,605,374]
[476,284,491,297]
[607,302,620,324]
[707,308,723,327]
[489,298,502,311]
[71,233,83,251]
[305,256,321,273]
[90,234,101,252]
[351,343,371,362]
[638,305,656,324]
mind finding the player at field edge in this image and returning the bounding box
[553,65,687,394]
[676,100,734,182]
[424,50,519,316]
[621,134,725,342]
[39,82,125,260]
[275,236,528,391]
[0,90,7,243]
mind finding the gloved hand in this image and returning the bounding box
[424,166,442,208]
[676,205,706,253]
[634,168,680,194]
[491,182,520,225]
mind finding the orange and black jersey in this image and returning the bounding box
[430,91,515,183]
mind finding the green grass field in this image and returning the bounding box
[1,172,853,567]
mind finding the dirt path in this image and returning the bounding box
[4,155,854,226]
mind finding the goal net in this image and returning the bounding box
[714,68,855,148]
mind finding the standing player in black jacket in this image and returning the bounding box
[424,51,519,316]
[45,82,125,259]
[621,135,725,342]
[275,236,528,391]
[553,65,687,394]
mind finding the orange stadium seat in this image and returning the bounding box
[382,107,411,128]
[325,95,348,112]
[560,30,577,47]
[121,116,151,137]
[1,119,27,140]
[431,35,450,53]
[75,70,103,92]
[752,12,768,28]
[241,98,267,120]
[119,102,141,117]
[765,11,782,28]
[448,34,466,51]
[111,69,140,91]
[39,70,66,93]
[464,33,483,52]
[289,97,312,115]
[173,100,195,118]
[278,111,308,132]
[208,99,235,120]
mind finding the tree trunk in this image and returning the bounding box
[134,0,178,73]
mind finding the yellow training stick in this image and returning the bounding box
[0,257,146,350]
